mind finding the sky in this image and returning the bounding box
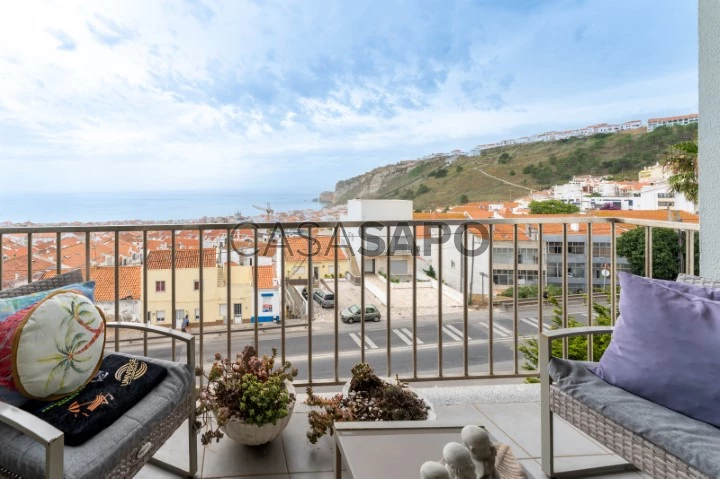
[0,0,698,195]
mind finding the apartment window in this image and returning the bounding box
[567,263,585,278]
[293,266,306,275]
[518,248,539,264]
[193,280,200,291]
[518,270,539,283]
[547,262,563,278]
[547,242,562,254]
[593,243,611,257]
[156,310,166,322]
[568,242,585,255]
[155,281,166,292]
[658,201,674,208]
[492,247,513,264]
[492,269,514,285]
[234,304,242,317]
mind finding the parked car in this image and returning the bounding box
[341,304,381,323]
[313,289,335,308]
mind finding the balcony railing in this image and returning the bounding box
[0,217,699,387]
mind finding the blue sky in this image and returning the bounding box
[0,0,698,195]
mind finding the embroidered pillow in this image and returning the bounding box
[21,354,167,446]
[3,291,106,401]
[0,282,97,406]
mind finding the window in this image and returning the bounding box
[547,242,562,254]
[518,270,539,283]
[195,308,200,321]
[517,247,539,264]
[547,262,563,278]
[156,310,166,322]
[193,280,200,291]
[492,269,514,285]
[568,242,585,255]
[593,243,611,257]
[155,281,166,292]
[567,263,585,278]
[492,247,513,264]
[233,304,242,316]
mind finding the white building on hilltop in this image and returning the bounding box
[647,114,699,132]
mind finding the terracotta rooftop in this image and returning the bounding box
[146,248,217,269]
[588,209,699,223]
[252,265,277,289]
[42,267,142,302]
[648,113,699,123]
[284,236,347,262]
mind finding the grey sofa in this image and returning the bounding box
[0,271,198,479]
[540,273,720,478]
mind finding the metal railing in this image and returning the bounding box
[0,217,699,386]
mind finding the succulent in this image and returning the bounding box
[195,346,298,445]
[305,363,429,444]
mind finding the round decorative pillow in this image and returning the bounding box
[11,290,106,400]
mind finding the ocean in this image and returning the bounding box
[1,190,322,224]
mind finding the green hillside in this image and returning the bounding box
[333,123,697,210]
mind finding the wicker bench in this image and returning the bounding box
[540,326,713,479]
[0,271,198,479]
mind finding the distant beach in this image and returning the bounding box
[0,190,322,224]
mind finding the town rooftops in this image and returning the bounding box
[146,248,217,269]
[41,267,142,302]
[283,236,347,262]
[648,113,699,123]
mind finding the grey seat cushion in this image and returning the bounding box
[0,353,194,479]
[549,358,720,478]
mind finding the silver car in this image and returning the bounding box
[341,304,381,323]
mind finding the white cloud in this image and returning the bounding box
[0,0,699,195]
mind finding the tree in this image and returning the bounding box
[459,194,469,204]
[416,184,430,195]
[423,265,436,279]
[519,295,612,383]
[616,227,681,280]
[663,140,698,204]
[528,200,580,214]
[509,169,516,176]
[498,152,512,164]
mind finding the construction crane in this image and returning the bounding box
[252,203,274,221]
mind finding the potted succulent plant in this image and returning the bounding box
[305,363,434,444]
[196,345,298,446]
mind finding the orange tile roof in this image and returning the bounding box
[252,265,277,289]
[648,113,698,123]
[284,236,347,262]
[588,210,699,223]
[413,212,465,220]
[2,255,55,286]
[41,267,142,302]
[146,248,217,269]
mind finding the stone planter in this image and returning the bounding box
[342,378,436,420]
[219,379,296,446]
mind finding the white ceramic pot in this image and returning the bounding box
[219,379,296,446]
[341,377,436,420]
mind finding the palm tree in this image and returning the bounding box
[663,140,698,204]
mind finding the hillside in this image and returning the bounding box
[320,123,698,210]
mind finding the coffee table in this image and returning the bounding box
[333,420,525,479]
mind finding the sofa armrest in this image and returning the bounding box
[0,403,64,479]
[539,326,614,388]
[105,322,196,371]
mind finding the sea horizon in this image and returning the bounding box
[0,190,323,224]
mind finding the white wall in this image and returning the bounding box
[700,0,720,278]
[345,199,413,221]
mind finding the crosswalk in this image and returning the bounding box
[520,317,552,331]
[479,321,512,338]
[349,325,474,350]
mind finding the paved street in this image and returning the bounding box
[112,300,605,381]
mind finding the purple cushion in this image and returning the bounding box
[591,272,720,427]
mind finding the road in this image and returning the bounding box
[111,300,604,381]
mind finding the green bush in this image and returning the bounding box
[500,284,562,299]
[519,296,612,383]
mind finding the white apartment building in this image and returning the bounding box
[647,114,699,132]
[638,163,669,183]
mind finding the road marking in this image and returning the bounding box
[393,329,413,345]
[402,328,424,344]
[479,322,510,338]
[364,335,378,349]
[521,317,552,330]
[443,324,469,341]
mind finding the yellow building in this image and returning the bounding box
[281,236,350,281]
[146,248,256,325]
